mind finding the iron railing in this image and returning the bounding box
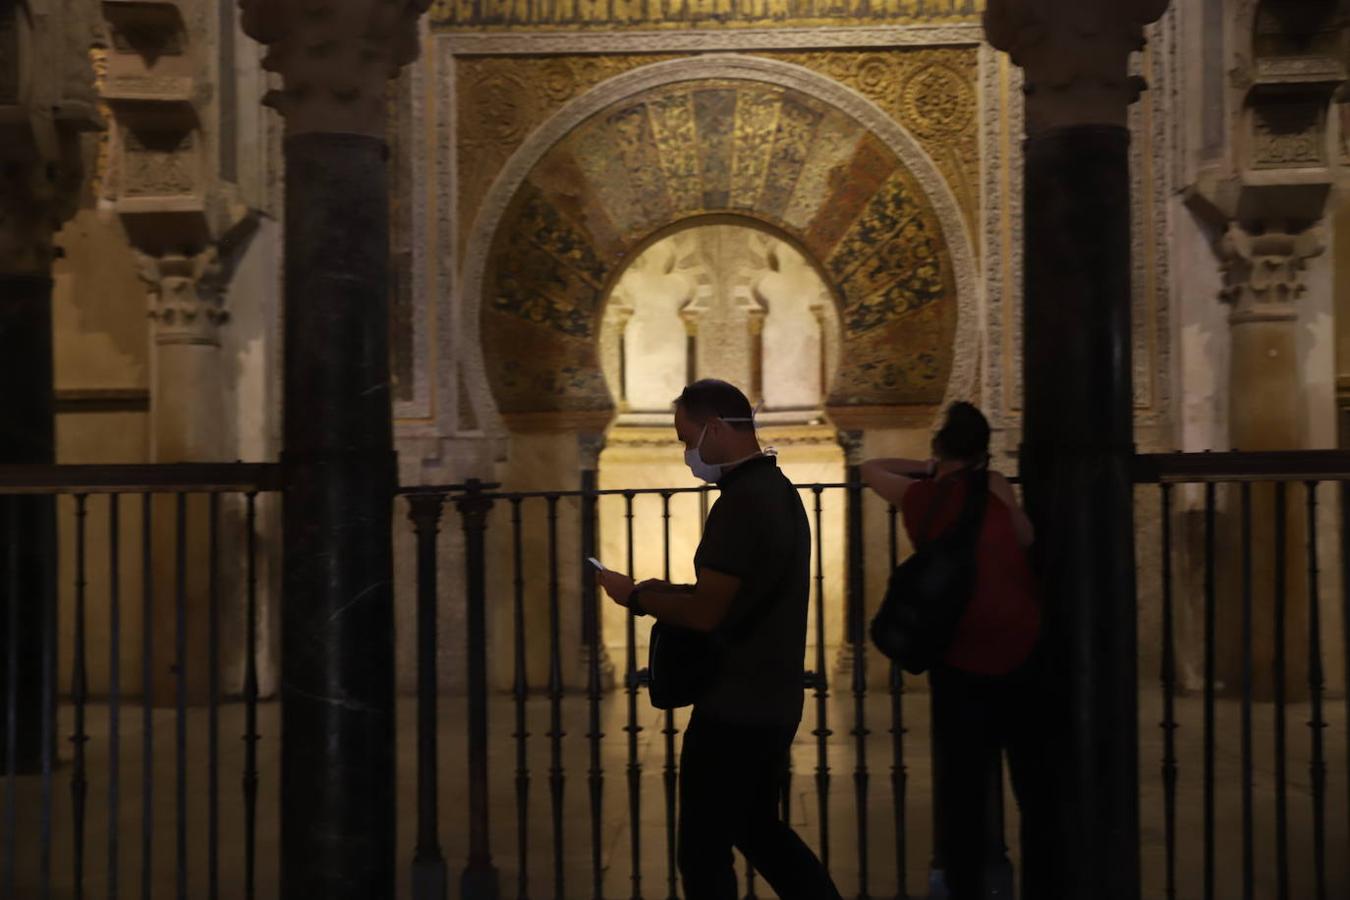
[0,463,279,900]
[3,451,1349,898]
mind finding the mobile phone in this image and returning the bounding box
[586,557,605,571]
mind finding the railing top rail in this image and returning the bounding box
[1133,450,1350,483]
[0,463,282,494]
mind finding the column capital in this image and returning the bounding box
[239,0,430,138]
[984,0,1169,136]
[138,248,231,346]
[1217,223,1325,325]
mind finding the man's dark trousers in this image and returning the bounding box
[678,707,842,900]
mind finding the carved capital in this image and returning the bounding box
[138,248,231,346]
[984,0,1169,135]
[1216,223,1325,325]
[239,0,431,137]
[577,432,607,470]
[836,429,866,466]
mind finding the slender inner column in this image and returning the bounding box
[280,132,397,899]
[1020,125,1140,900]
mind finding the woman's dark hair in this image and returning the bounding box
[932,401,990,463]
[673,379,755,430]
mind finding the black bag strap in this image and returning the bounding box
[915,465,989,549]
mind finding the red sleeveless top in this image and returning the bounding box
[900,474,1040,676]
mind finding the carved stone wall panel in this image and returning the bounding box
[121,130,198,198]
[1250,100,1327,169]
[430,0,984,31]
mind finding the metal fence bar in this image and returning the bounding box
[510,498,529,900]
[4,501,17,899]
[584,485,604,900]
[811,486,831,875]
[622,492,642,900]
[208,493,221,900]
[1158,484,1177,900]
[174,493,188,900]
[455,480,498,897]
[1305,481,1328,900]
[847,476,869,899]
[660,491,679,900]
[41,494,55,899]
[1203,481,1216,900]
[1274,482,1289,900]
[1341,481,1350,900]
[408,492,447,900]
[546,496,566,900]
[140,494,152,900]
[243,492,259,900]
[1240,483,1254,900]
[108,494,121,900]
[887,504,907,900]
[72,493,89,899]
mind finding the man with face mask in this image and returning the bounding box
[598,379,840,900]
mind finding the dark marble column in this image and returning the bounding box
[280,133,397,899]
[1019,125,1139,900]
[0,274,57,775]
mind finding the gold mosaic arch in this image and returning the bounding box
[481,77,958,420]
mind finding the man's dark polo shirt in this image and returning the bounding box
[693,454,810,726]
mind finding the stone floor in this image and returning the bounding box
[5,687,1348,899]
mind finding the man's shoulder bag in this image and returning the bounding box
[647,621,721,710]
[869,467,989,676]
[645,572,779,711]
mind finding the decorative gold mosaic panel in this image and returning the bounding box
[758,48,980,239]
[478,77,958,415]
[456,54,681,259]
[456,47,980,256]
[432,0,983,31]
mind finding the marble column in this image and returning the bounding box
[0,5,100,772]
[1217,226,1321,700]
[241,2,428,896]
[0,268,57,775]
[986,2,1167,897]
[139,250,231,704]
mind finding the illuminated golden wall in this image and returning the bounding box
[431,0,983,31]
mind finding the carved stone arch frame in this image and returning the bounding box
[455,53,983,438]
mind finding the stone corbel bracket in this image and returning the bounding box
[1188,1,1347,232]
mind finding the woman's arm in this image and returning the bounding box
[989,471,1034,547]
[860,457,933,507]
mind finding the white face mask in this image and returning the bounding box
[684,416,758,483]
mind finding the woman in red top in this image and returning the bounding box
[861,402,1048,900]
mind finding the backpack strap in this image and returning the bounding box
[916,466,989,548]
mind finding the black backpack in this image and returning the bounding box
[870,467,989,675]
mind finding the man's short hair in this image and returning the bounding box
[673,379,755,430]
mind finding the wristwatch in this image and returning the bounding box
[628,587,648,617]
